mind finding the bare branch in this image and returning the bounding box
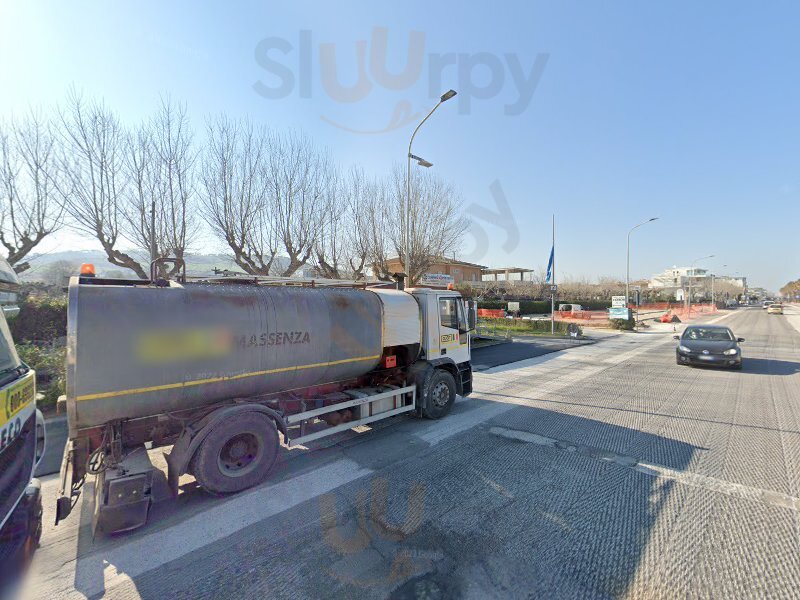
[0,110,66,272]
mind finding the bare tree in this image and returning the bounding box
[313,166,375,279]
[0,111,65,273]
[372,164,469,285]
[201,122,331,277]
[58,90,146,277]
[265,130,330,276]
[200,116,279,275]
[123,98,197,275]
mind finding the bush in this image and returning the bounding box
[477,316,578,336]
[609,317,635,331]
[16,343,66,407]
[9,295,68,343]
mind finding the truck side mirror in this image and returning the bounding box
[467,302,477,331]
[673,335,680,340]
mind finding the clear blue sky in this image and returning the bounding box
[1,1,797,291]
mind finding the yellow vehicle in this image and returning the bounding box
[767,303,784,314]
[0,257,45,589]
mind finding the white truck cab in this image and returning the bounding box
[410,288,471,366]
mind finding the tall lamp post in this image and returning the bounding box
[687,254,714,314]
[626,218,659,307]
[711,263,727,306]
[406,89,457,285]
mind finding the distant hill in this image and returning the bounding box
[19,250,289,282]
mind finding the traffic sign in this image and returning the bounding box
[611,295,626,308]
[550,285,558,292]
[609,307,631,320]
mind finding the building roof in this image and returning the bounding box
[387,256,488,269]
[482,267,534,275]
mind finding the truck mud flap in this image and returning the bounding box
[92,446,158,536]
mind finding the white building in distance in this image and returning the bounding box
[649,266,746,301]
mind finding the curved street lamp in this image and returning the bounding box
[626,217,659,305]
[687,254,715,313]
[405,89,457,285]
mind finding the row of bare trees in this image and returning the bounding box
[0,91,468,284]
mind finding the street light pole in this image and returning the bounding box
[405,89,457,286]
[712,264,727,306]
[626,217,659,307]
[688,254,714,315]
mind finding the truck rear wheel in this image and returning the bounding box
[421,369,457,419]
[192,412,279,495]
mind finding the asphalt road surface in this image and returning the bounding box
[23,307,800,599]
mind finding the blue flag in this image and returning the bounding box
[545,245,554,283]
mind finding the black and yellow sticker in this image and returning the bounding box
[0,371,35,450]
[1,371,34,428]
[440,333,459,344]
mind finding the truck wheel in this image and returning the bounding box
[421,369,457,419]
[192,412,279,495]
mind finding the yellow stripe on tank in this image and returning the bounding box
[75,355,381,402]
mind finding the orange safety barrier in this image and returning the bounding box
[661,303,718,321]
[477,308,506,318]
[554,310,609,322]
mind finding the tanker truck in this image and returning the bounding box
[55,260,474,534]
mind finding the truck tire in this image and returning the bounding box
[421,368,457,419]
[192,412,279,495]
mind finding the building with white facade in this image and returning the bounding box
[649,266,747,301]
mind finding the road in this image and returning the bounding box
[23,307,800,599]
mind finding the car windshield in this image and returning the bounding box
[683,328,734,341]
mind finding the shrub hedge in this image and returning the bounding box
[478,316,577,335]
[609,317,635,331]
[8,295,68,408]
[9,295,68,343]
[16,344,66,407]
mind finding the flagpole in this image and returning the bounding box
[551,214,555,334]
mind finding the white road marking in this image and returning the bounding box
[782,304,800,336]
[489,426,800,513]
[29,459,372,599]
[420,333,673,446]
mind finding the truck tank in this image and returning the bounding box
[66,280,420,432]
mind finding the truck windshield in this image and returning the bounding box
[0,312,22,375]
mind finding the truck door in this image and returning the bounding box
[437,296,470,364]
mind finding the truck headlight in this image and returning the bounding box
[678,345,691,353]
[723,348,739,355]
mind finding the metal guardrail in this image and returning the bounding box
[474,323,512,340]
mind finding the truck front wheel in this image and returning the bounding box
[421,369,457,419]
[192,412,279,495]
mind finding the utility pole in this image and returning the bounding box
[551,214,555,334]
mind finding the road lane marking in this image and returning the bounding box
[29,459,373,599]
[489,426,800,513]
[420,334,674,446]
